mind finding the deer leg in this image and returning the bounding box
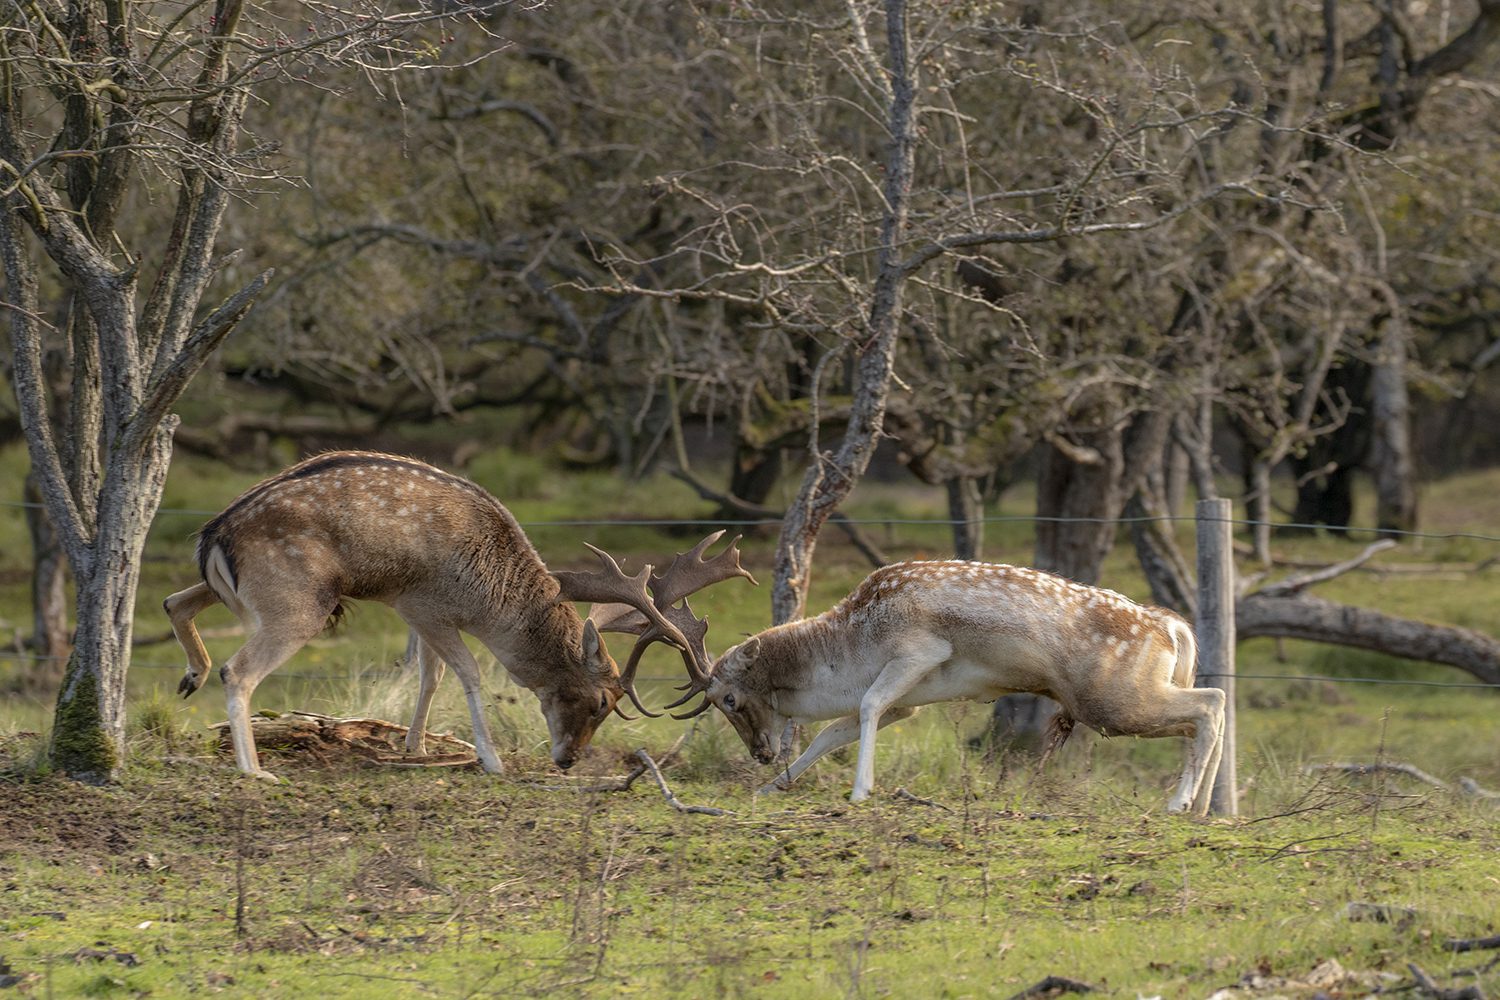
[411,627,503,775]
[761,707,917,795]
[164,582,222,698]
[1159,686,1226,815]
[1189,711,1226,816]
[851,637,953,802]
[403,636,447,756]
[219,619,326,782]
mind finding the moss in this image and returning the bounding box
[49,659,119,784]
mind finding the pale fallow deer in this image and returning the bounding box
[163,450,754,781]
[667,560,1226,815]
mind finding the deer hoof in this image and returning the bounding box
[177,673,205,698]
[241,768,280,784]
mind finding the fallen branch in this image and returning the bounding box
[892,787,952,811]
[1408,962,1484,1000]
[1447,933,1500,953]
[1458,777,1500,801]
[1252,539,1397,598]
[569,763,649,794]
[634,749,727,816]
[557,723,699,793]
[1307,761,1451,789]
[1006,974,1094,1000]
[1308,764,1500,802]
[208,712,477,768]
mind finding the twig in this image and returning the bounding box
[543,725,699,793]
[1306,761,1451,790]
[1408,962,1484,1000]
[892,787,952,811]
[1255,539,1397,597]
[634,749,727,816]
[1005,974,1094,1000]
[1447,933,1500,953]
[569,764,649,794]
[668,465,889,568]
[1458,777,1500,801]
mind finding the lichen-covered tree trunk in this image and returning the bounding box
[50,432,173,781]
[770,0,916,624]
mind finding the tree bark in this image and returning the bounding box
[1370,318,1417,535]
[771,0,917,624]
[25,471,71,676]
[946,476,985,560]
[1033,431,1124,585]
[1236,591,1500,686]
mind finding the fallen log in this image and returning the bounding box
[209,712,477,768]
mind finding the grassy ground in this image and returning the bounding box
[1,443,1497,997]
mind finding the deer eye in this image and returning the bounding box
[722,693,737,712]
[598,693,611,714]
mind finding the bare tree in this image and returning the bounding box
[0,0,502,781]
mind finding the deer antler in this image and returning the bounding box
[649,530,758,605]
[553,544,693,718]
[648,531,757,717]
[558,532,757,717]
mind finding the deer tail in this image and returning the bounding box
[1167,616,1199,689]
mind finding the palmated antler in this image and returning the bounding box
[557,531,757,718]
[553,544,692,718]
[649,532,757,717]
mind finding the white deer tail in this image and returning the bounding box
[1167,616,1199,689]
[203,545,241,611]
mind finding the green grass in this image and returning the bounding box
[1,444,1498,997]
[1,731,1496,999]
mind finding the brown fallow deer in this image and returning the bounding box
[163,450,754,781]
[665,561,1226,815]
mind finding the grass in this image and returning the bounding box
[1,443,1498,997]
[0,731,1496,998]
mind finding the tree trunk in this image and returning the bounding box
[946,476,984,560]
[1237,591,1500,686]
[25,471,71,676]
[1370,319,1417,535]
[48,425,175,781]
[1033,431,1124,585]
[1246,458,1274,565]
[771,0,916,624]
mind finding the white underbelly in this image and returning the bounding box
[900,657,1028,706]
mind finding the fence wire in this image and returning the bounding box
[0,507,1495,691]
[2,497,1500,543]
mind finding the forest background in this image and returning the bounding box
[2,2,1500,996]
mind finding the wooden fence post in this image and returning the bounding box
[1196,497,1238,816]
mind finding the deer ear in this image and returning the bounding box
[737,636,761,664]
[582,619,603,659]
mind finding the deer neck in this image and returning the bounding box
[744,614,857,714]
[472,594,593,691]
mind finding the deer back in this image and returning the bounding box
[724,561,1191,721]
[197,451,568,639]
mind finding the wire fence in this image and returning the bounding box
[4,495,1500,543]
[0,504,1495,691]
